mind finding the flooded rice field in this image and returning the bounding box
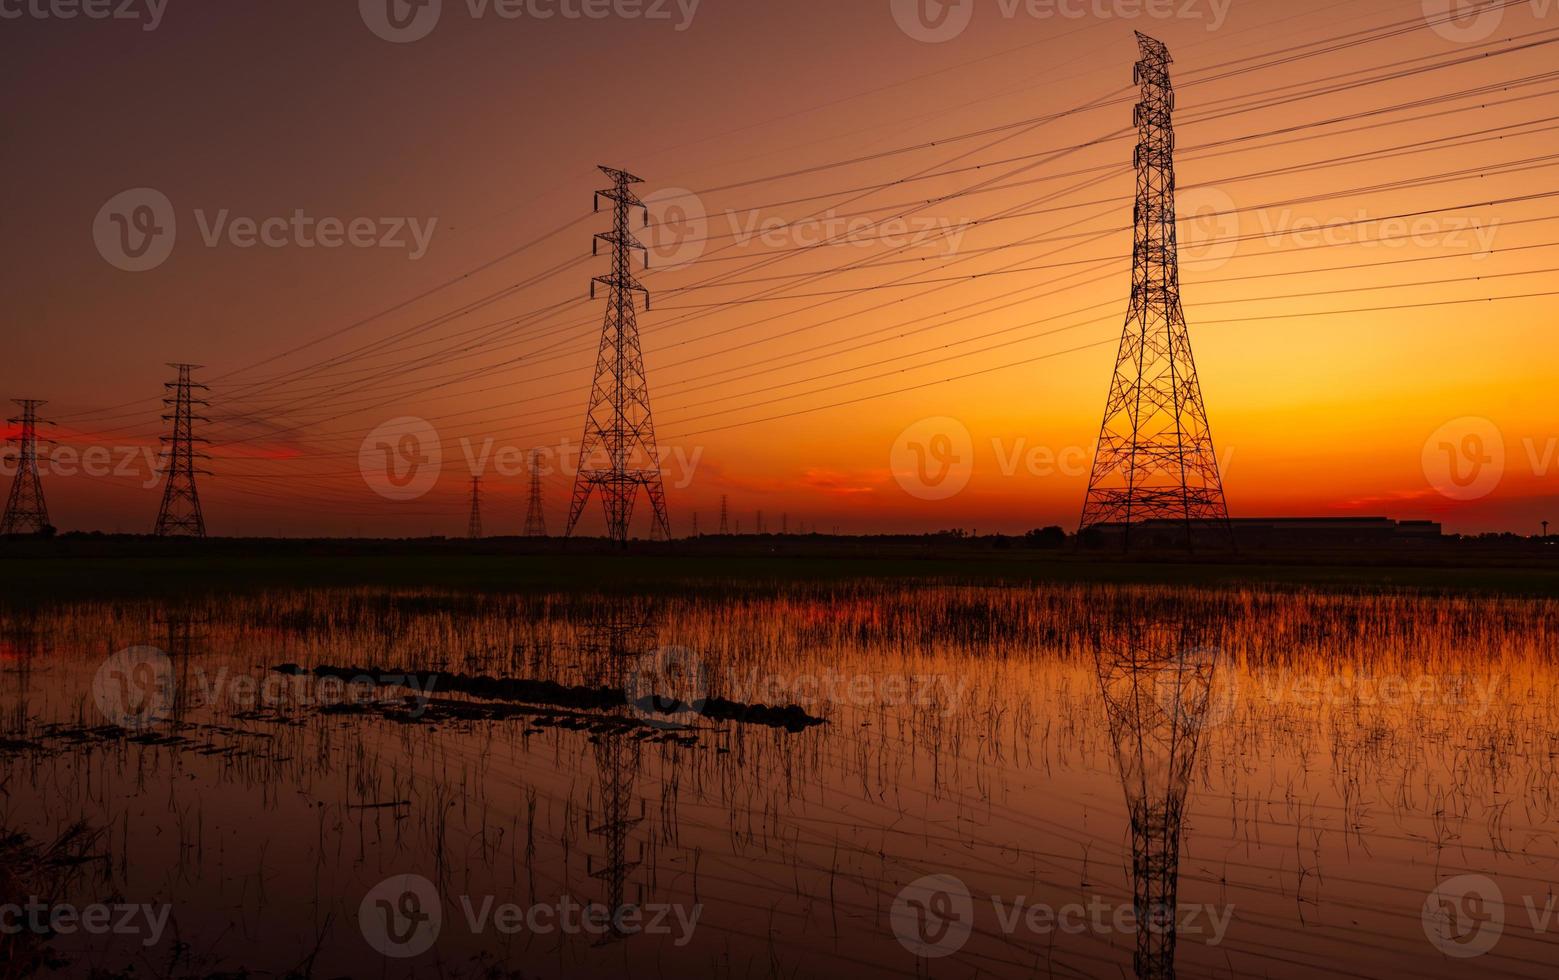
[0,582,1555,978]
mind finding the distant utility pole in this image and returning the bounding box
[718,495,729,534]
[781,513,788,535]
[468,476,484,539]
[1,399,51,536]
[756,510,765,535]
[565,165,671,546]
[155,364,210,538]
[691,513,699,536]
[524,450,548,537]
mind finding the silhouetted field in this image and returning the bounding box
[1,533,1555,599]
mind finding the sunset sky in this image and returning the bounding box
[2,0,1555,536]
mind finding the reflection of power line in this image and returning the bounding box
[157,611,207,723]
[1094,618,1216,980]
[582,608,650,942]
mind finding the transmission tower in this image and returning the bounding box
[524,451,548,537]
[1094,621,1217,980]
[2,400,52,536]
[565,166,672,547]
[1080,34,1231,550]
[467,476,484,539]
[718,495,729,534]
[155,364,209,537]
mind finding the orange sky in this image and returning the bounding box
[2,0,1555,536]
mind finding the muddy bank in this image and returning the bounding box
[271,664,827,732]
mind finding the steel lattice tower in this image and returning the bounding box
[1080,34,1231,549]
[467,476,484,539]
[718,495,729,535]
[565,166,671,547]
[523,451,548,537]
[1094,622,1217,980]
[154,364,209,538]
[2,400,52,536]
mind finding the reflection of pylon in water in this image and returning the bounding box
[157,612,206,723]
[582,609,649,942]
[1094,623,1217,980]
[3,618,40,737]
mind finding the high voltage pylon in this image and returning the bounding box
[155,364,209,538]
[2,399,52,536]
[467,476,484,539]
[1094,621,1217,980]
[718,495,729,535]
[523,450,548,537]
[1081,34,1231,550]
[565,166,671,547]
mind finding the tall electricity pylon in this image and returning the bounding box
[1080,34,1231,550]
[467,476,484,539]
[524,450,548,537]
[2,399,52,536]
[565,166,671,547]
[1094,621,1217,980]
[155,364,209,537]
[718,495,729,535]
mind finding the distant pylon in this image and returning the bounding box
[1094,621,1217,980]
[467,476,484,539]
[1080,34,1231,550]
[2,400,51,536]
[691,513,699,536]
[524,451,548,537]
[155,364,210,538]
[718,495,729,535]
[565,166,671,547]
